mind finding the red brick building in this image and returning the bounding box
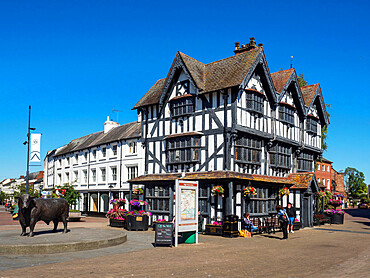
[315,158,332,191]
[315,158,345,196]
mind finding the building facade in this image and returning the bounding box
[130,38,329,228]
[315,158,333,190]
[44,117,144,214]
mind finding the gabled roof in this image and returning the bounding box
[289,172,322,191]
[301,84,319,106]
[54,121,141,157]
[271,68,294,93]
[134,47,262,109]
[133,78,166,109]
[301,83,329,126]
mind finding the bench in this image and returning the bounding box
[266,217,281,234]
[313,214,331,226]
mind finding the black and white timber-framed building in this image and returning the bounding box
[130,38,329,228]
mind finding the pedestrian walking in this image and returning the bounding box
[276,205,289,239]
[286,202,296,234]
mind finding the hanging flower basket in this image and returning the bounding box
[110,198,126,206]
[243,186,257,197]
[211,186,224,197]
[279,187,290,197]
[129,199,147,207]
[133,188,144,195]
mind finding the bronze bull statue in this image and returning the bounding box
[18,194,69,237]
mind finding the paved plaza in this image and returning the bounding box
[0,207,369,278]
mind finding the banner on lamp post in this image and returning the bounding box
[30,133,41,163]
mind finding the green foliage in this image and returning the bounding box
[360,196,370,205]
[0,191,9,203]
[297,73,307,87]
[52,183,81,207]
[344,167,368,198]
[11,183,40,198]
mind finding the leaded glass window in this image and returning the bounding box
[167,136,201,166]
[269,143,291,169]
[297,152,313,171]
[306,117,318,134]
[279,105,294,125]
[235,135,262,165]
[246,91,264,114]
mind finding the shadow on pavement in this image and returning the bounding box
[259,234,282,240]
[344,209,370,219]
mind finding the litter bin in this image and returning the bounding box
[182,231,196,244]
[222,215,239,238]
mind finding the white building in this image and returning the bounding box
[44,117,144,214]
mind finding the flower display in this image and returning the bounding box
[212,221,222,225]
[324,209,345,215]
[333,194,344,198]
[211,185,224,197]
[243,186,257,197]
[155,219,168,222]
[105,208,127,220]
[129,199,147,206]
[328,199,343,207]
[318,190,326,198]
[133,188,144,195]
[109,198,126,205]
[279,187,290,197]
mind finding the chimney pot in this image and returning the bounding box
[258,43,263,47]
[235,42,240,50]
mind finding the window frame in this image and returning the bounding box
[246,91,264,115]
[235,135,262,166]
[166,136,201,165]
[306,117,318,134]
[297,151,313,172]
[269,143,291,169]
[170,96,195,118]
[279,104,295,125]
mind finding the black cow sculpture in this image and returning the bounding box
[18,194,69,237]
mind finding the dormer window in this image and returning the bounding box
[279,104,294,125]
[246,91,264,114]
[170,96,194,117]
[306,116,318,134]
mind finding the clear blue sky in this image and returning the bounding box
[0,0,369,184]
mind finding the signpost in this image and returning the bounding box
[174,180,199,247]
[154,222,173,247]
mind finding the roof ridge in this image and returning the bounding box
[205,47,261,66]
[301,83,319,89]
[178,52,205,65]
[271,68,294,75]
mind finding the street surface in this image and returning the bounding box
[0,207,369,277]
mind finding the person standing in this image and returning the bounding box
[276,205,289,240]
[286,202,296,234]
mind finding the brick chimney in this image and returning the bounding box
[234,37,262,55]
[104,116,119,133]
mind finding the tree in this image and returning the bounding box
[11,183,40,198]
[297,73,308,87]
[52,183,81,209]
[344,167,368,198]
[0,191,9,204]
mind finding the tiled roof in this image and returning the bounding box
[133,78,166,109]
[179,52,205,90]
[289,172,315,189]
[301,84,319,106]
[55,121,141,156]
[133,47,262,109]
[319,157,333,164]
[270,68,294,93]
[129,173,182,183]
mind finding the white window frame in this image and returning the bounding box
[102,147,107,158]
[111,166,117,181]
[101,167,106,182]
[83,170,88,184]
[91,168,96,183]
[74,170,79,183]
[128,142,137,155]
[127,165,138,180]
[92,149,97,160]
[112,145,118,156]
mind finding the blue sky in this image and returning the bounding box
[0,0,369,184]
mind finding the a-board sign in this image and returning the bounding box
[155,222,173,247]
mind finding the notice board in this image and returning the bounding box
[155,222,173,247]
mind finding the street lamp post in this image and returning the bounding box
[24,105,36,194]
